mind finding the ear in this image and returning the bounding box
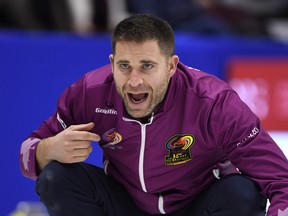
[109,54,114,73]
[168,55,179,77]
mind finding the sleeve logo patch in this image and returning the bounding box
[165,134,195,165]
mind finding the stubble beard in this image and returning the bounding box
[117,76,170,119]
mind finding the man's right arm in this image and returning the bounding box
[20,122,100,180]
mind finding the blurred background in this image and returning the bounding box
[1,0,288,215]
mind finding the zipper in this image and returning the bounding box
[158,194,166,214]
[122,115,154,192]
[103,159,109,175]
[139,123,148,192]
[123,114,167,214]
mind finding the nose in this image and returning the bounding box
[127,70,143,87]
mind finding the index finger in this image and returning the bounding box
[71,131,101,142]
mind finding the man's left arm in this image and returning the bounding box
[210,90,288,216]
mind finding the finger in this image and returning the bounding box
[60,154,89,163]
[73,143,93,152]
[69,122,95,132]
[73,131,100,142]
[72,147,92,158]
[64,140,96,151]
[71,147,93,162]
[64,129,100,142]
[70,156,89,163]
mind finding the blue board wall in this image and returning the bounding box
[1,30,288,215]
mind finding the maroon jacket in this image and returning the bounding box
[20,62,288,215]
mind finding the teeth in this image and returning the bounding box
[131,98,145,104]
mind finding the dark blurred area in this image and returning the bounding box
[0,0,288,40]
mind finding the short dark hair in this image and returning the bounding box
[112,14,175,58]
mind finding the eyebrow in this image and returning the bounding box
[116,60,130,65]
[140,59,158,65]
[116,59,158,65]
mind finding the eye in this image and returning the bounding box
[119,63,130,70]
[142,63,153,70]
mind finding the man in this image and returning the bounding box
[20,14,288,216]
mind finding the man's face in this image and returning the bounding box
[110,40,178,119]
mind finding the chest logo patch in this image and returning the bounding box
[101,128,122,149]
[165,134,195,165]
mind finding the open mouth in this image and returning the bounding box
[128,93,149,104]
